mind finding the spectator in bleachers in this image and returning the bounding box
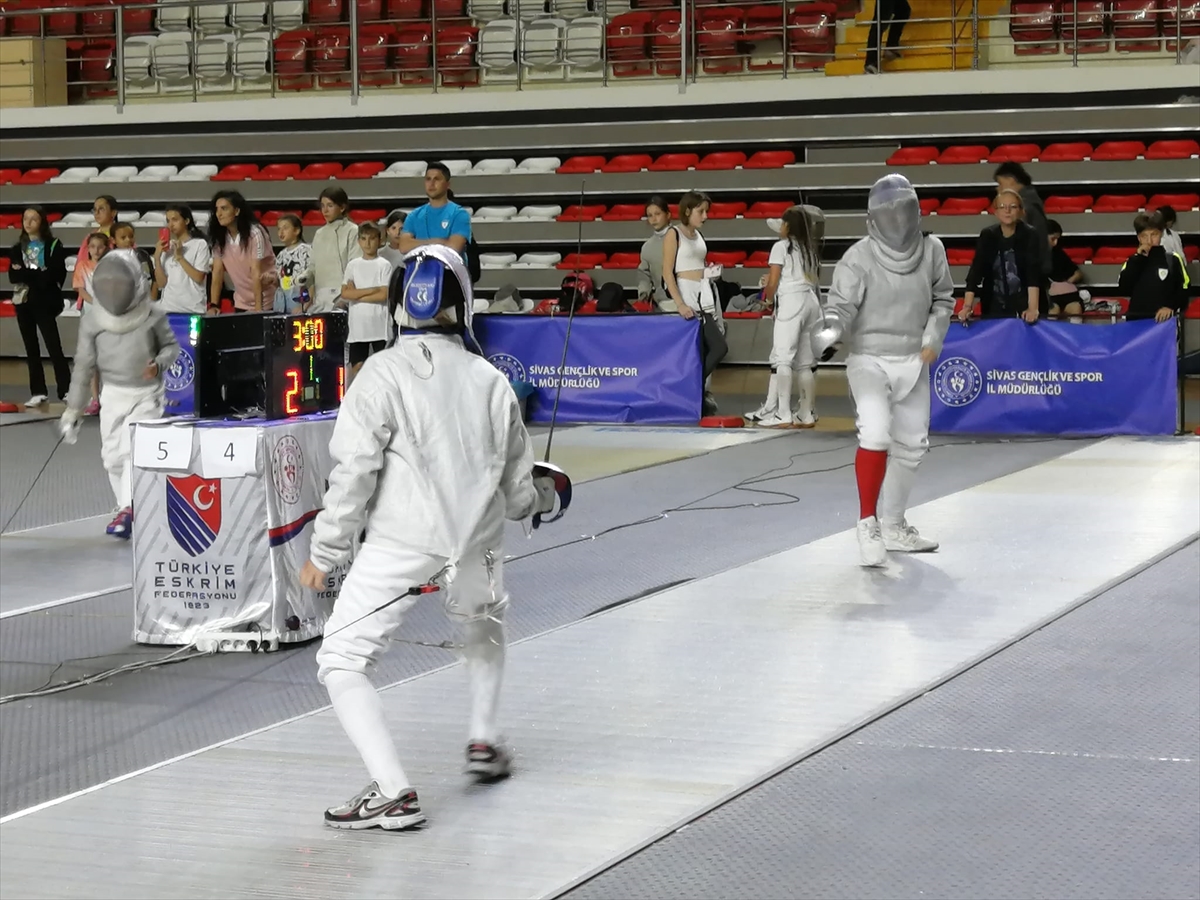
[311,186,361,313]
[1119,212,1189,322]
[1045,219,1086,318]
[637,196,674,313]
[380,209,407,267]
[864,0,911,73]
[112,223,157,301]
[663,190,725,416]
[274,214,313,313]
[208,190,277,314]
[1156,205,1185,262]
[7,206,71,408]
[399,163,472,265]
[154,203,212,315]
[993,162,1051,292]
[959,189,1044,324]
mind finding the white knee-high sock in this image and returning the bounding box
[325,669,411,797]
[795,368,815,420]
[761,369,780,414]
[107,472,124,509]
[463,616,505,743]
[877,454,920,528]
[774,368,793,418]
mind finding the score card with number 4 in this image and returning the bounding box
[198,429,259,478]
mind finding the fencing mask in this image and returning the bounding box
[387,244,480,350]
[866,174,925,274]
[90,249,151,334]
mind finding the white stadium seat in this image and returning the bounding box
[95,165,140,182]
[233,34,272,89]
[471,158,517,175]
[479,252,519,268]
[170,164,219,181]
[129,165,179,182]
[514,156,560,174]
[514,251,563,267]
[49,167,100,183]
[376,160,427,178]
[514,204,562,220]
[473,205,519,221]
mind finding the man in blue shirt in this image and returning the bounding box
[400,162,471,264]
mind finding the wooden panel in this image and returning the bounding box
[0,38,68,108]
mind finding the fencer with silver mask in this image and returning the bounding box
[59,249,179,539]
[812,174,954,567]
[299,245,568,832]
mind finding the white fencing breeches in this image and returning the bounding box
[768,288,819,371]
[316,542,506,743]
[99,382,164,509]
[845,353,930,527]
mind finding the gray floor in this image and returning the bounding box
[565,540,1200,900]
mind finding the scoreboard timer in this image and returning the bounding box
[264,313,349,419]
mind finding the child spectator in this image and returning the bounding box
[1118,212,1189,322]
[154,203,212,315]
[637,196,674,313]
[312,187,361,313]
[274,214,314,313]
[380,209,407,267]
[111,223,157,300]
[1045,219,1087,317]
[1156,206,1185,262]
[338,222,393,373]
[72,195,117,306]
[78,232,112,415]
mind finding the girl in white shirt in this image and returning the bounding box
[338,222,393,376]
[154,206,213,314]
[747,205,825,428]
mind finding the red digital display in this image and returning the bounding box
[292,317,325,352]
[265,312,347,420]
[284,368,301,415]
[337,366,345,402]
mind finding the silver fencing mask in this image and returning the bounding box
[866,174,924,274]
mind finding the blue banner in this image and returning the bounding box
[931,319,1177,436]
[475,315,702,425]
[163,313,198,417]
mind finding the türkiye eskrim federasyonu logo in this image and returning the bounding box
[163,349,195,392]
[933,356,984,407]
[166,474,221,556]
[487,353,527,383]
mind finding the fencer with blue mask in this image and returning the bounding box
[812,174,955,567]
[300,245,569,831]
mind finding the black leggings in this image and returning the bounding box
[15,301,71,399]
[865,0,911,66]
[700,313,728,383]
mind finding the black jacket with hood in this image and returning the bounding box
[8,237,69,316]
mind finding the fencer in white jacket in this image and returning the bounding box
[59,250,179,539]
[813,174,955,567]
[300,245,563,832]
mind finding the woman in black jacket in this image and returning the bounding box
[8,206,72,406]
[958,189,1045,325]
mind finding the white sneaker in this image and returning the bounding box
[882,520,939,553]
[857,516,888,567]
[24,395,48,408]
[744,404,772,423]
[757,413,793,428]
[792,413,817,428]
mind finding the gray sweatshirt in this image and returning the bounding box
[823,234,955,358]
[637,228,675,311]
[66,303,180,411]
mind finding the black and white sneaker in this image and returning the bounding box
[324,781,426,831]
[464,742,512,781]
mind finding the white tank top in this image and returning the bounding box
[672,227,707,274]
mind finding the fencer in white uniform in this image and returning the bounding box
[59,249,179,539]
[300,245,565,832]
[813,174,954,567]
[746,204,825,428]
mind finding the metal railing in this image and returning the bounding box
[0,0,1192,113]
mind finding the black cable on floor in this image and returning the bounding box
[0,433,64,535]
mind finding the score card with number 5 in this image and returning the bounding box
[198,428,260,478]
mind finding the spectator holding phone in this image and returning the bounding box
[154,203,212,315]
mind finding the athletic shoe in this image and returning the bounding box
[24,395,48,408]
[106,507,133,539]
[744,404,773,423]
[792,414,817,428]
[465,741,512,781]
[324,781,426,831]
[882,520,939,553]
[857,516,887,567]
[83,399,100,416]
[756,413,793,429]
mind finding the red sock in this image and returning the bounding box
[855,447,889,520]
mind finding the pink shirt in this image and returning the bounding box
[212,223,278,310]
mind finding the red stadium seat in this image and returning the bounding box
[745,201,793,219]
[1112,0,1161,51]
[706,201,747,219]
[945,248,975,265]
[435,25,478,86]
[357,0,385,21]
[650,153,699,171]
[786,2,836,68]
[557,252,608,270]
[1186,245,1200,263]
[1145,140,1200,159]
[937,145,991,164]
[746,250,771,267]
[1044,195,1094,214]
[602,154,653,173]
[603,252,642,268]
[302,210,327,226]
[707,251,747,267]
[259,210,303,226]
[988,143,1041,163]
[1092,194,1146,213]
[745,3,785,40]
[309,0,345,24]
[744,150,795,169]
[1091,140,1145,161]
[117,0,155,34]
[395,24,433,84]
[919,198,941,215]
[274,29,316,90]
[297,162,344,180]
[342,161,385,178]
[602,204,646,221]
[697,8,745,75]
[1040,142,1093,162]
[1063,246,1094,264]
[46,0,81,36]
[5,1,43,37]
[557,205,607,221]
[606,12,654,77]
[886,146,940,166]
[1060,0,1108,52]
[938,197,991,215]
[358,24,397,86]
[651,11,683,77]
[0,170,20,185]
[254,163,302,181]
[212,163,259,181]
[1009,0,1058,54]
[16,168,60,185]
[386,0,424,19]
[557,156,606,174]
[433,0,466,17]
[80,40,116,97]
[313,26,352,88]
[1093,246,1135,265]
[1162,0,1200,50]
[695,151,746,170]
[1186,298,1200,319]
[349,208,386,223]
[1146,193,1200,211]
